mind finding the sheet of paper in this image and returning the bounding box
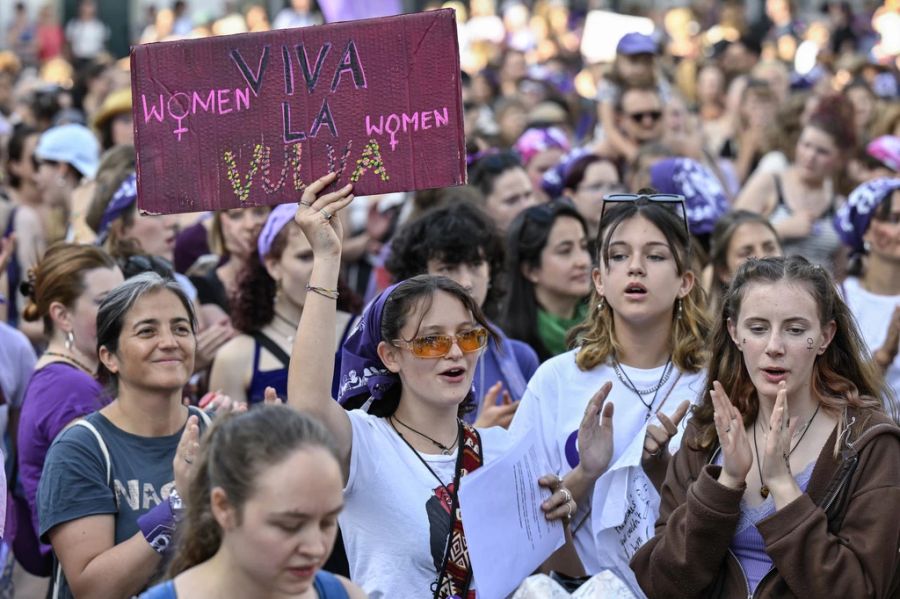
[458,433,565,599]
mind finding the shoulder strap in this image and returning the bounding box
[313,571,350,599]
[250,330,291,368]
[773,174,786,207]
[70,420,112,487]
[433,422,483,599]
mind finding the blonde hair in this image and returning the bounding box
[570,202,711,373]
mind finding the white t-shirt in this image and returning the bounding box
[509,349,706,594]
[342,409,514,598]
[842,277,900,409]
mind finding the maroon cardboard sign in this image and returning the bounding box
[130,9,465,215]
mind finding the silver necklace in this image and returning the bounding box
[612,358,673,395]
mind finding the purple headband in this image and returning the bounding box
[649,158,729,235]
[96,173,137,243]
[867,135,900,172]
[257,203,298,261]
[540,146,591,199]
[833,177,900,255]
[514,127,571,165]
[337,282,402,407]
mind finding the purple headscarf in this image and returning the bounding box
[649,158,729,235]
[514,127,571,165]
[257,203,298,261]
[337,282,402,407]
[96,173,137,243]
[833,177,900,255]
[540,146,591,199]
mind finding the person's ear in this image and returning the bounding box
[727,317,741,351]
[592,267,603,297]
[376,340,401,374]
[263,255,281,286]
[48,300,72,334]
[677,269,695,299]
[819,320,837,355]
[211,487,237,530]
[521,263,540,285]
[98,344,120,374]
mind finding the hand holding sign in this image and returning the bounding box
[293,172,354,259]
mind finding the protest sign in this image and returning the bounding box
[130,9,465,215]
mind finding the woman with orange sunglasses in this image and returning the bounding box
[286,173,594,598]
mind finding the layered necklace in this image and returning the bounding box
[612,356,674,420]
[752,403,821,498]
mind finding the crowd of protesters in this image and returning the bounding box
[0,0,899,597]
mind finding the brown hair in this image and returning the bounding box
[168,405,340,577]
[571,201,711,373]
[85,145,135,235]
[22,243,118,335]
[691,256,888,452]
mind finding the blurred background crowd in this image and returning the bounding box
[0,0,898,595]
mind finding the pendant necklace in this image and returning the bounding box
[271,311,299,345]
[391,415,459,455]
[752,403,821,498]
[389,417,461,493]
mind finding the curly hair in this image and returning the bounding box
[231,222,360,332]
[385,201,506,319]
[689,256,889,454]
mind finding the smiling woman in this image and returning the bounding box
[38,273,212,599]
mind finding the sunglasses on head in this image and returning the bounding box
[120,254,175,280]
[393,327,489,359]
[627,110,663,124]
[600,193,690,236]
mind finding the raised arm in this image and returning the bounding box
[287,172,355,471]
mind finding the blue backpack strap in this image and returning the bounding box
[138,580,178,599]
[313,571,350,599]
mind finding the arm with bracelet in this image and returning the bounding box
[287,172,356,479]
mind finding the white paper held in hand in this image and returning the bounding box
[458,433,566,599]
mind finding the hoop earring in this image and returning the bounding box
[676,299,683,320]
[597,296,605,311]
[65,330,75,351]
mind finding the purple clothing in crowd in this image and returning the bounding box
[16,363,107,556]
[467,330,539,424]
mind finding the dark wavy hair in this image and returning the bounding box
[362,275,499,418]
[385,202,506,319]
[232,222,360,332]
[690,256,889,453]
[168,405,340,577]
[501,201,589,362]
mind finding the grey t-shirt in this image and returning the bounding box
[38,408,205,599]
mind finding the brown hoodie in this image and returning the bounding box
[630,408,900,599]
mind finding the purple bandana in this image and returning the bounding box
[257,203,298,261]
[833,177,900,255]
[649,158,729,235]
[540,146,591,199]
[514,127,571,165]
[96,173,137,242]
[337,282,402,406]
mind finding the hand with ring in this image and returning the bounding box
[173,414,201,495]
[292,172,354,259]
[538,474,577,524]
[641,399,691,464]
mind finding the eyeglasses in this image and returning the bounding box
[626,110,663,124]
[600,193,690,236]
[393,328,489,359]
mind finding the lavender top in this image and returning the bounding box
[16,363,107,556]
[718,454,816,593]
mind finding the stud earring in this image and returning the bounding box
[863,241,872,253]
[597,296,605,311]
